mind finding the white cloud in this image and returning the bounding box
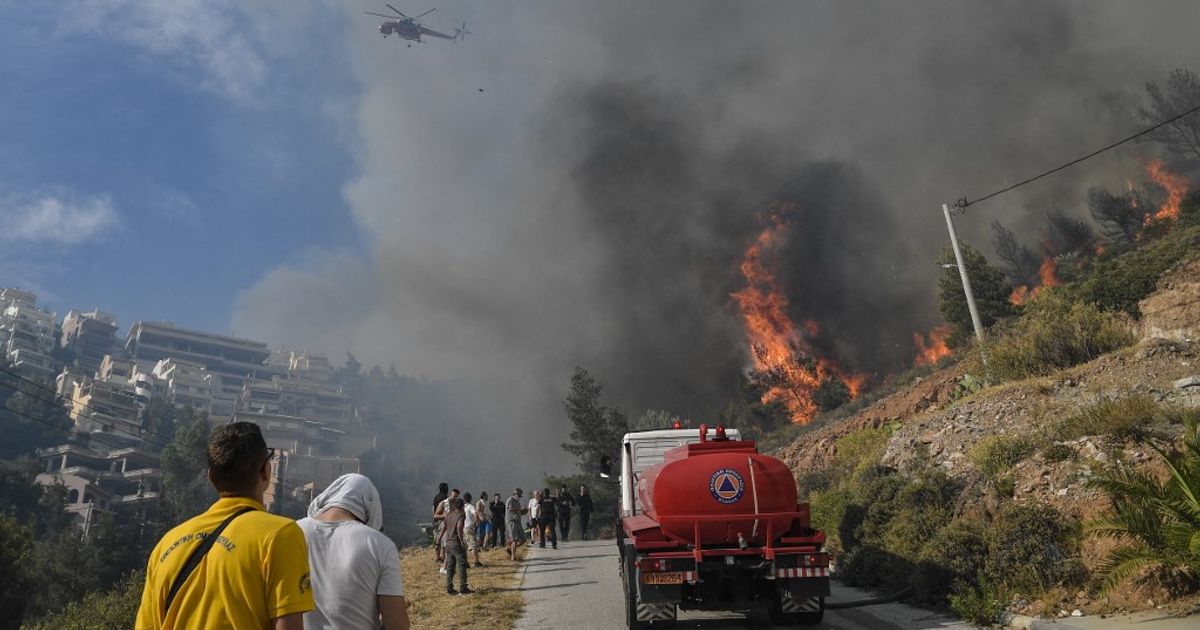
[1,192,118,245]
[57,0,269,103]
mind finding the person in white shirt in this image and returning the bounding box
[297,473,409,630]
[527,490,542,546]
[462,492,483,568]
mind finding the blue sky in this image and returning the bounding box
[0,1,361,335]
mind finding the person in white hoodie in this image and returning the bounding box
[297,474,410,630]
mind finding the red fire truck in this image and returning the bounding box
[614,425,829,627]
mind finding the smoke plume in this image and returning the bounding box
[233,1,1200,478]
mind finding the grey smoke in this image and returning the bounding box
[233,1,1200,478]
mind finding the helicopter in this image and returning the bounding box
[365,4,470,47]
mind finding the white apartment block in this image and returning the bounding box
[61,309,118,375]
[152,358,214,413]
[1,288,58,376]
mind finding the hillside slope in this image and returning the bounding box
[777,256,1200,616]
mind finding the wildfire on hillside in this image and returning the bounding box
[1144,160,1188,224]
[1010,256,1059,306]
[731,212,864,425]
[913,324,953,367]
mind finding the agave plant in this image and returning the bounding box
[1084,417,1200,594]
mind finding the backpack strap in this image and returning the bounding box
[164,506,256,615]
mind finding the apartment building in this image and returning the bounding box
[151,358,214,413]
[289,351,334,382]
[69,378,143,443]
[60,309,118,375]
[0,288,58,377]
[237,376,353,429]
[124,321,283,417]
[35,443,160,536]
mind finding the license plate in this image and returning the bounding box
[642,571,684,585]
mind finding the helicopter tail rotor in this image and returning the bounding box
[454,21,472,40]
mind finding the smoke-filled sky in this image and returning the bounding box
[6,1,1200,478]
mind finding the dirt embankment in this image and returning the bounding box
[776,367,961,474]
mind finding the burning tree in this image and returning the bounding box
[991,220,1040,286]
[732,212,863,425]
[1088,186,1146,244]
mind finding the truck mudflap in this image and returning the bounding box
[780,591,823,614]
[635,603,677,623]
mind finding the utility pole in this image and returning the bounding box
[942,203,985,343]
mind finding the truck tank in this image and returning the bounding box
[636,431,799,547]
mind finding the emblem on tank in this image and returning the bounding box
[708,468,745,504]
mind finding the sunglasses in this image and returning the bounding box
[263,447,276,465]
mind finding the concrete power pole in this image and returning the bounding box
[942,203,986,343]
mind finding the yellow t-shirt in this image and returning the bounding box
[136,497,315,630]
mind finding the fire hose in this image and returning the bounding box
[824,585,915,609]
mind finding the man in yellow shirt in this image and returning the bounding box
[136,422,315,629]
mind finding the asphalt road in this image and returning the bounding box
[513,539,972,630]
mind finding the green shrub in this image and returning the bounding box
[968,291,1134,382]
[984,503,1084,593]
[880,472,959,545]
[920,518,989,590]
[1076,225,1200,316]
[968,435,1035,480]
[22,571,142,630]
[949,577,1007,626]
[1042,443,1075,463]
[840,544,907,588]
[832,427,890,478]
[1056,395,1164,441]
[808,487,851,555]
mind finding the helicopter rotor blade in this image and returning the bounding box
[413,8,436,19]
[365,11,398,18]
[385,4,409,18]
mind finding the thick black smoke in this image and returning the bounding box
[234,1,1200,480]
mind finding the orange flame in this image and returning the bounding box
[1145,160,1188,223]
[731,212,862,425]
[913,324,953,367]
[1038,257,1058,288]
[1009,256,1058,306]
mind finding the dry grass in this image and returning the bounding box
[400,544,528,629]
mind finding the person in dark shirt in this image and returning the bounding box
[577,485,594,540]
[489,494,507,547]
[439,498,472,595]
[538,488,558,549]
[556,486,576,542]
[432,482,449,562]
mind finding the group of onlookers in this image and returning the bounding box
[134,421,410,630]
[130,419,605,628]
[431,482,595,595]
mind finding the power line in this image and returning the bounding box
[960,101,1200,209]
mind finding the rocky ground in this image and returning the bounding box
[776,256,1200,617]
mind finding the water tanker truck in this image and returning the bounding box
[614,425,829,627]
